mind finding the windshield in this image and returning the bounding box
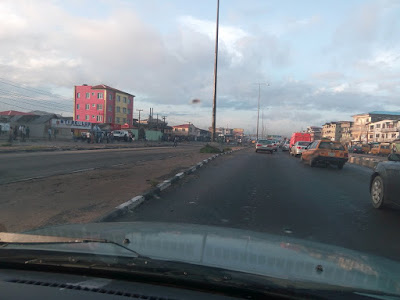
[319,142,345,150]
[1,0,400,297]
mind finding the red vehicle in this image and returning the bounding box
[289,132,311,149]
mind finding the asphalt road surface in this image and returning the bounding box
[112,148,400,262]
[0,144,203,184]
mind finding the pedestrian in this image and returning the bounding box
[48,128,52,141]
[0,124,2,136]
[8,127,13,143]
[173,136,178,147]
[13,126,18,140]
[19,125,23,138]
[53,128,57,140]
[21,125,26,142]
[26,126,30,139]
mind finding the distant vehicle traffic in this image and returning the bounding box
[348,145,364,154]
[370,143,391,156]
[370,153,400,208]
[301,140,348,169]
[281,140,290,151]
[255,139,274,154]
[290,141,311,156]
[289,132,311,149]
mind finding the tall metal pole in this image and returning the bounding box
[256,84,260,140]
[211,0,220,142]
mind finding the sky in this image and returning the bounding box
[0,0,399,136]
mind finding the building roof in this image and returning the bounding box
[0,110,34,116]
[172,124,190,128]
[91,84,135,97]
[353,111,400,117]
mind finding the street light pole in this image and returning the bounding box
[137,109,143,129]
[255,83,269,141]
[211,0,220,142]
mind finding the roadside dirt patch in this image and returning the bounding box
[0,151,213,233]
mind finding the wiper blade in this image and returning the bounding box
[0,232,141,257]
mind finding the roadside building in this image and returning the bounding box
[368,119,400,143]
[351,111,400,143]
[306,126,322,141]
[74,84,134,126]
[322,122,341,141]
[339,121,353,146]
[172,124,197,140]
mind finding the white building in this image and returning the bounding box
[368,119,400,143]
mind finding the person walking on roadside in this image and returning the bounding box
[26,126,30,139]
[48,128,52,141]
[53,128,57,140]
[8,127,13,143]
[21,125,26,142]
[13,126,18,140]
[173,136,178,147]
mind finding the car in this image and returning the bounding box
[255,139,274,153]
[282,140,290,151]
[348,145,364,154]
[290,141,310,156]
[269,140,279,152]
[301,140,348,169]
[112,130,130,141]
[370,153,400,208]
[370,143,391,156]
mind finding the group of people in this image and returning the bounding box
[8,125,30,142]
[47,128,58,141]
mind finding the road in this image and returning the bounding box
[111,148,400,262]
[0,144,203,184]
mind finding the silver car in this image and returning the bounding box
[255,139,274,153]
[282,141,290,151]
[290,141,311,156]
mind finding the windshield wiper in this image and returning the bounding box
[0,232,141,257]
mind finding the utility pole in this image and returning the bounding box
[137,109,143,129]
[255,82,269,140]
[211,0,220,142]
[162,116,166,134]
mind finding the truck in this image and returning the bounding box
[289,132,311,149]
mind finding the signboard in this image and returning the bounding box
[51,119,91,130]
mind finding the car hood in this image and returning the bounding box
[11,222,400,295]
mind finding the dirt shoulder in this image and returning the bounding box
[0,151,215,233]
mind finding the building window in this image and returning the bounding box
[370,134,373,138]
[370,125,374,130]
[97,104,103,110]
[76,104,80,109]
[123,97,127,103]
[76,115,80,120]
[96,115,103,122]
[123,107,127,113]
[128,109,131,114]
[92,104,96,107]
[108,94,112,100]
[382,124,386,129]
[182,129,186,132]
[123,118,126,123]
[92,92,94,95]
[116,106,120,113]
[376,134,380,138]
[392,133,397,138]
[97,93,103,99]
[116,117,120,123]
[85,104,90,110]
[77,92,80,98]
[108,105,112,112]
[117,95,121,102]
[86,92,90,99]
[85,115,89,120]
[376,124,381,128]
[128,99,131,104]
[92,115,95,118]
[108,116,112,122]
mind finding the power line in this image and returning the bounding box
[0,96,71,114]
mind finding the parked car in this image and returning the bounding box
[255,139,274,154]
[301,140,348,169]
[282,140,290,151]
[290,141,311,156]
[112,130,130,141]
[348,145,364,154]
[370,143,391,156]
[289,132,311,149]
[370,153,400,208]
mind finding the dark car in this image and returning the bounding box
[348,145,364,154]
[370,153,400,208]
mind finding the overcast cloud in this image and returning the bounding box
[0,0,399,136]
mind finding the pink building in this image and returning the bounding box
[74,84,134,126]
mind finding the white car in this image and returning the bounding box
[290,141,311,156]
[112,130,130,141]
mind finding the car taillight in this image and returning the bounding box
[256,144,261,147]
[297,146,302,149]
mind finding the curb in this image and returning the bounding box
[348,156,382,170]
[96,148,243,222]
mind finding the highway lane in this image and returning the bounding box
[0,144,203,184]
[111,148,400,262]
